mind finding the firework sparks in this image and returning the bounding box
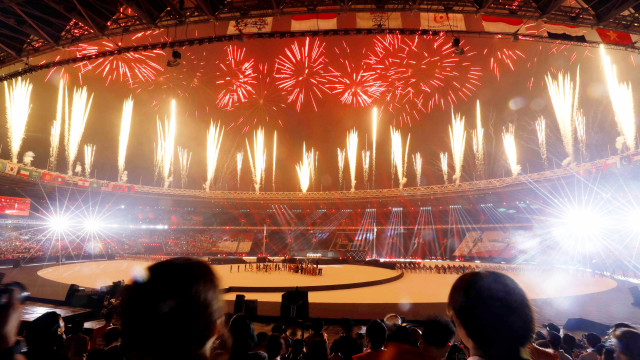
[502,124,520,177]
[4,77,33,163]
[440,152,448,185]
[49,79,65,171]
[449,111,466,185]
[156,100,177,188]
[390,127,410,189]
[246,127,266,193]
[66,86,93,175]
[232,64,286,133]
[536,116,548,168]
[272,131,277,192]
[337,148,346,190]
[472,100,484,176]
[413,152,422,187]
[296,143,314,193]
[328,43,385,107]
[237,151,243,190]
[488,48,526,80]
[275,37,331,111]
[205,121,224,192]
[216,45,256,110]
[178,146,191,189]
[545,69,579,165]
[575,109,587,159]
[118,97,134,183]
[362,150,370,189]
[367,34,482,125]
[346,129,358,192]
[73,42,164,86]
[153,140,163,182]
[372,106,378,188]
[600,45,636,152]
[83,144,95,178]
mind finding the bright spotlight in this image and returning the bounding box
[552,207,607,253]
[48,215,70,233]
[84,218,102,232]
[627,209,640,233]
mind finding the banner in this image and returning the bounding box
[291,14,338,31]
[481,16,525,33]
[356,12,402,29]
[17,167,30,178]
[89,180,101,190]
[4,162,17,175]
[0,196,30,216]
[0,160,6,173]
[227,17,273,34]
[100,181,110,191]
[78,179,90,188]
[420,13,466,31]
[41,172,55,182]
[53,174,66,185]
[28,169,41,181]
[544,23,588,42]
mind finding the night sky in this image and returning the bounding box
[3,34,639,192]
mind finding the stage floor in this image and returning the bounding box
[3,259,636,325]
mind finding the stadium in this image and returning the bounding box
[0,1,639,359]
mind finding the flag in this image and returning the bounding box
[291,14,338,31]
[5,163,17,175]
[28,170,41,181]
[130,185,135,194]
[481,16,525,33]
[227,17,273,34]
[17,167,30,178]
[53,175,66,184]
[41,172,54,182]
[89,180,101,190]
[111,184,128,192]
[356,12,402,29]
[100,181,110,190]
[0,161,6,173]
[596,28,634,45]
[77,179,90,188]
[602,157,620,171]
[420,13,466,31]
[544,23,587,42]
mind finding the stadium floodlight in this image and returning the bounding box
[83,217,103,232]
[48,214,70,234]
[552,207,607,253]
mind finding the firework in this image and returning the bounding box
[66,86,94,175]
[536,116,548,168]
[118,97,134,183]
[153,139,163,182]
[205,121,224,192]
[156,100,177,188]
[502,124,520,177]
[366,34,482,125]
[73,42,164,86]
[472,100,484,176]
[83,144,95,178]
[49,79,65,171]
[413,152,422,187]
[272,131,277,191]
[390,127,410,189]
[372,106,378,188]
[178,146,191,189]
[337,148,346,190]
[246,127,266,193]
[328,43,385,107]
[346,129,358,192]
[440,152,448,184]
[216,45,256,110]
[237,151,243,190]
[4,77,33,163]
[575,109,587,159]
[600,45,636,152]
[545,69,579,165]
[488,48,526,80]
[449,111,466,185]
[296,143,314,193]
[275,37,331,111]
[362,150,370,189]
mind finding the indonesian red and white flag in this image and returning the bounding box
[227,17,273,35]
[420,13,466,31]
[291,14,338,31]
[356,12,402,29]
[481,16,525,33]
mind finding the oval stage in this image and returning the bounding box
[3,259,635,325]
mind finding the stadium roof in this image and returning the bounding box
[0,0,639,69]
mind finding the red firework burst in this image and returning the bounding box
[231,63,286,133]
[366,34,482,125]
[215,45,257,110]
[275,37,332,111]
[72,41,165,86]
[486,47,525,80]
[328,42,386,107]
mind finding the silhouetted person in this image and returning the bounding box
[353,319,386,360]
[119,257,222,360]
[25,311,68,360]
[229,313,267,360]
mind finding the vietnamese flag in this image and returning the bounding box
[596,28,633,45]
